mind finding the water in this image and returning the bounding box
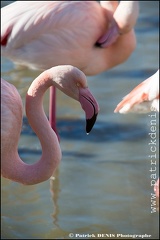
[1,1,159,239]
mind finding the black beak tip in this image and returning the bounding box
[86,114,98,134]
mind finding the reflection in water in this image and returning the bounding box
[50,169,60,229]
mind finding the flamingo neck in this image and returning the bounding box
[3,71,61,185]
[22,71,62,184]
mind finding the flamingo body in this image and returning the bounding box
[1,1,138,75]
[1,65,99,185]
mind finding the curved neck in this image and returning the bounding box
[23,71,62,184]
[2,66,86,185]
[3,71,61,185]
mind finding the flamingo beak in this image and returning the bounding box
[79,88,99,134]
[96,22,119,48]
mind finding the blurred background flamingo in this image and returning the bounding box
[114,69,159,113]
[1,65,99,184]
[114,69,159,197]
[1,1,139,139]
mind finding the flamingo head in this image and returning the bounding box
[96,20,120,48]
[49,65,100,134]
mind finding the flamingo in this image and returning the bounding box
[1,1,139,74]
[1,65,99,185]
[114,69,159,197]
[114,70,159,113]
[1,1,139,137]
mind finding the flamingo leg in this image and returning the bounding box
[49,86,60,142]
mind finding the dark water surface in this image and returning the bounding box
[1,1,159,239]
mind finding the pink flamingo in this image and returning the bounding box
[1,1,139,137]
[114,70,159,113]
[1,1,139,73]
[114,69,159,197]
[1,65,99,185]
